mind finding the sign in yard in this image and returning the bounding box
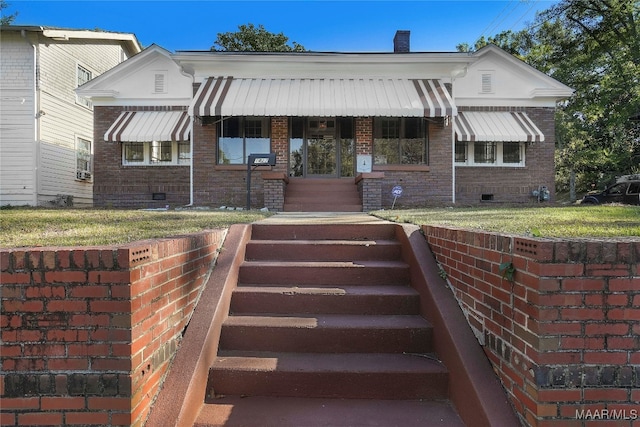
[391,185,403,209]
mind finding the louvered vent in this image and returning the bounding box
[154,73,166,93]
[481,73,493,93]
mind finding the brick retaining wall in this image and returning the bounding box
[423,225,640,426]
[0,230,226,426]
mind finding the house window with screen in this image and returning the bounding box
[217,117,270,164]
[373,117,427,165]
[76,137,92,180]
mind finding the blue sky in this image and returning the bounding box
[8,0,557,52]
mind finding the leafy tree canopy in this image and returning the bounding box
[212,23,306,52]
[0,0,18,25]
[458,0,640,196]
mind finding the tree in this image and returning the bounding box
[212,23,306,52]
[0,0,18,25]
[458,0,640,197]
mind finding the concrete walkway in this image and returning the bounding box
[257,212,391,224]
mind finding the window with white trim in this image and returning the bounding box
[76,137,92,180]
[122,141,190,166]
[455,140,525,167]
[76,65,93,108]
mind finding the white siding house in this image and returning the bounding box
[0,26,141,206]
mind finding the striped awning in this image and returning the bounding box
[189,76,456,118]
[104,111,190,142]
[454,111,544,143]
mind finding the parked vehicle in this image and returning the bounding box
[581,174,640,205]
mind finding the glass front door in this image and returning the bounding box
[289,118,354,178]
[307,119,336,176]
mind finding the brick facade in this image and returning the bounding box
[0,230,226,426]
[455,107,557,205]
[93,106,190,208]
[424,226,640,426]
[94,106,556,209]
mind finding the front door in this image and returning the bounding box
[289,118,354,178]
[307,118,337,176]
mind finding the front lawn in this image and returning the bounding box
[1,205,638,248]
[0,208,270,248]
[373,205,640,238]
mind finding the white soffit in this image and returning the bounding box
[189,77,457,118]
[104,111,190,142]
[454,111,544,143]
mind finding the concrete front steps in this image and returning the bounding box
[196,223,464,426]
[283,178,362,212]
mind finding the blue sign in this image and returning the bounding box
[392,185,403,197]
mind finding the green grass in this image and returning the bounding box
[373,205,640,238]
[0,208,270,248]
[1,205,638,248]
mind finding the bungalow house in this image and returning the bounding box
[77,31,573,211]
[0,26,142,207]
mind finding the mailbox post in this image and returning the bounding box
[247,153,276,210]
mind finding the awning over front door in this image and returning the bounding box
[454,111,544,143]
[104,111,190,142]
[189,76,457,118]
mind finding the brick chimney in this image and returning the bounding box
[393,30,410,53]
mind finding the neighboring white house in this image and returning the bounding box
[0,26,141,206]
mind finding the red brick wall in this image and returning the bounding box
[423,226,640,426]
[93,106,190,208]
[455,107,556,205]
[0,230,226,426]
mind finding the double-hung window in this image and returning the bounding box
[76,65,93,108]
[76,137,92,180]
[217,117,270,164]
[373,117,427,165]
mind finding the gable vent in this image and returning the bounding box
[154,73,166,93]
[481,73,493,93]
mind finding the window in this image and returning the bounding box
[455,140,467,163]
[373,118,427,165]
[474,141,496,164]
[502,142,521,164]
[455,140,525,167]
[76,137,92,180]
[122,141,190,166]
[218,117,270,164]
[178,141,191,165]
[76,65,93,108]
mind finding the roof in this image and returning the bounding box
[0,25,142,54]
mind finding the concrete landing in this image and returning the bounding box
[258,212,388,224]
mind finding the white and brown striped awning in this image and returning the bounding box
[104,111,190,142]
[454,111,544,143]
[189,76,456,118]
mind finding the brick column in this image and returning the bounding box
[356,172,384,211]
[271,117,288,172]
[262,172,289,212]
